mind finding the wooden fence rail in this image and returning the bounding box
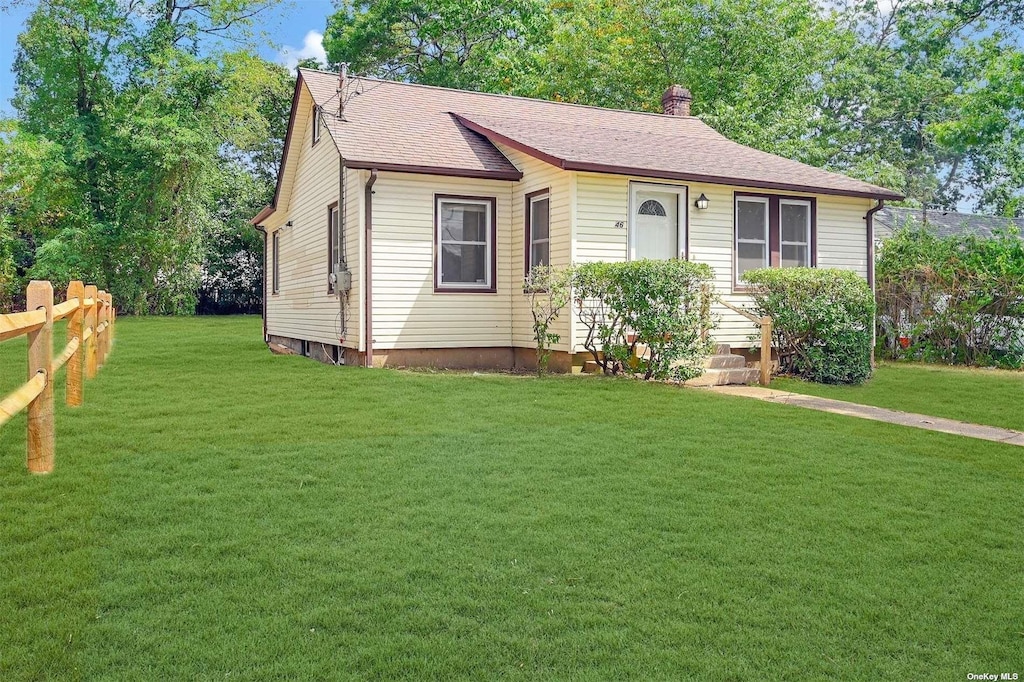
[0,280,115,473]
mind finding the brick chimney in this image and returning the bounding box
[661,84,692,116]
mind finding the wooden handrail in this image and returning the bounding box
[0,372,46,429]
[0,280,115,473]
[0,308,46,342]
[717,296,773,387]
[718,298,761,324]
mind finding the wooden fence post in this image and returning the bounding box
[97,290,107,368]
[26,280,55,474]
[66,281,86,407]
[760,315,773,387]
[85,285,98,379]
[107,293,115,351]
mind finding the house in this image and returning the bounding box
[874,206,1024,241]
[251,68,903,371]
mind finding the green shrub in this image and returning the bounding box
[573,259,715,380]
[742,267,875,384]
[875,227,1024,368]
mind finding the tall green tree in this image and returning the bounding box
[323,0,549,92]
[4,0,291,313]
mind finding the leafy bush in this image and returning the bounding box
[524,265,572,374]
[0,216,23,312]
[875,227,1024,368]
[573,259,715,380]
[742,267,875,384]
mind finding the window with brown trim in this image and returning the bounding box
[435,195,497,292]
[327,202,339,293]
[271,231,280,295]
[312,106,321,146]
[525,189,550,274]
[734,192,816,286]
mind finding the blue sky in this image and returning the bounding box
[0,0,335,116]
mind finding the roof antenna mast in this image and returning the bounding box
[338,62,349,121]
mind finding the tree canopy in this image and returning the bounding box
[325,0,1024,216]
[2,0,291,313]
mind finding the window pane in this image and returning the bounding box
[781,203,809,243]
[782,244,808,268]
[737,241,766,276]
[330,208,340,266]
[737,200,767,241]
[531,241,549,268]
[531,198,549,241]
[441,243,487,284]
[441,202,487,242]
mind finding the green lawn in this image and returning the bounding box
[1,316,1021,679]
[773,362,1024,432]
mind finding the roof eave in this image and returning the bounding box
[563,161,905,201]
[250,205,275,225]
[344,159,523,181]
[257,73,307,222]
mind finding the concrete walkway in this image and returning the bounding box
[707,385,1024,447]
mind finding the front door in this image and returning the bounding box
[632,187,683,260]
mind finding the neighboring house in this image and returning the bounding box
[251,69,903,370]
[874,207,1024,241]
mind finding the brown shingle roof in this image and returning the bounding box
[300,68,903,200]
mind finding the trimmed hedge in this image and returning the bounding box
[742,267,875,384]
[875,227,1024,368]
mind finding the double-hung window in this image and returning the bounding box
[271,231,280,295]
[327,203,340,292]
[780,200,811,268]
[736,197,769,278]
[526,190,550,273]
[435,195,496,292]
[735,193,815,285]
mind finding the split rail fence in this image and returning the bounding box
[0,280,115,473]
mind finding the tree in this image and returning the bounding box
[323,0,549,92]
[4,0,291,313]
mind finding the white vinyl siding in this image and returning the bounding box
[369,172,512,350]
[265,82,363,350]
[496,143,573,352]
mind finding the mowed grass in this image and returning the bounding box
[1,316,1021,680]
[773,362,1024,432]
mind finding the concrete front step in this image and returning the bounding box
[684,367,760,387]
[704,353,746,369]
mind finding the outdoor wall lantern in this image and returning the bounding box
[694,193,709,210]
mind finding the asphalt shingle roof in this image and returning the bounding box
[299,68,903,200]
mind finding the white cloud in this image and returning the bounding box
[279,30,328,73]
